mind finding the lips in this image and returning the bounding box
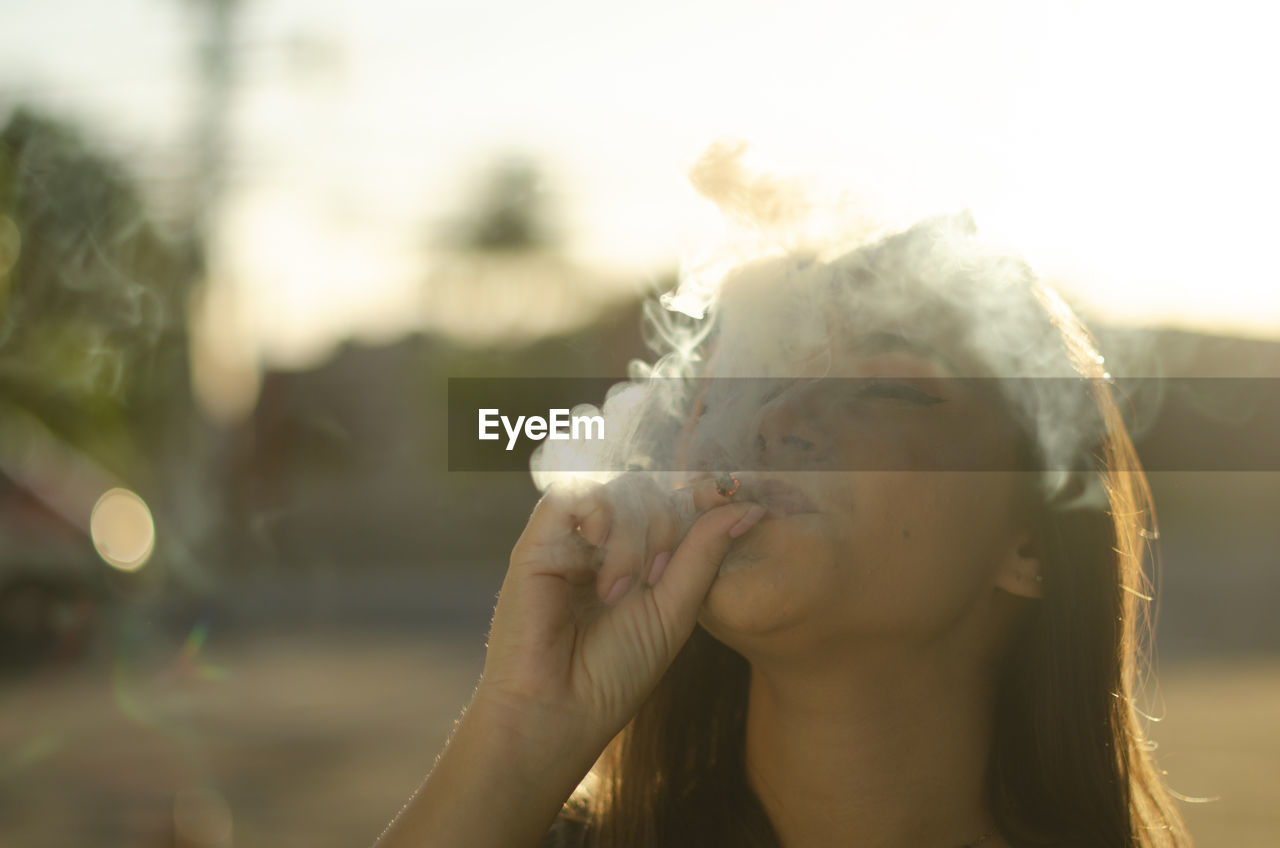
[736,476,820,517]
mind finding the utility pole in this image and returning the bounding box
[187,0,239,261]
[162,0,243,587]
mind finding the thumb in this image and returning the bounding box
[648,502,768,643]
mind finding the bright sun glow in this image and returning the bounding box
[4,0,1277,370]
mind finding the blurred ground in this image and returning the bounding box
[1145,659,1280,844]
[0,604,1274,848]
[0,622,488,848]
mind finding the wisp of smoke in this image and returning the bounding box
[532,143,1115,542]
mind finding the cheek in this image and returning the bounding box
[700,474,1022,643]
[840,475,1014,624]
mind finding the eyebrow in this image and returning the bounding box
[845,332,960,374]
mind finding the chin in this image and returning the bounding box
[704,538,793,630]
[702,519,840,638]
[717,548,760,575]
[699,566,795,649]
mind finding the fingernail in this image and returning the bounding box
[728,504,768,539]
[647,551,672,586]
[605,576,632,605]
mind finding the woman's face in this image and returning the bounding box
[691,323,1044,659]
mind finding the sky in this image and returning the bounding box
[3,0,1279,396]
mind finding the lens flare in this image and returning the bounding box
[90,488,155,571]
[177,617,231,681]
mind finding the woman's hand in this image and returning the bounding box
[376,476,765,848]
[473,475,766,753]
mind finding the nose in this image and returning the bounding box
[753,383,827,469]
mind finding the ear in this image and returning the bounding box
[993,527,1045,599]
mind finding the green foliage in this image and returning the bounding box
[0,106,193,476]
[455,156,557,253]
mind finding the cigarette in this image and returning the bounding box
[715,472,740,498]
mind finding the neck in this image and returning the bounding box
[743,645,1002,848]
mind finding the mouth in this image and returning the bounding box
[734,476,820,518]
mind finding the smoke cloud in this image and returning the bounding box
[532,144,1123,535]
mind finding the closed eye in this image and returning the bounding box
[855,381,947,406]
[761,384,786,404]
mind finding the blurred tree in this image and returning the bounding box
[452,156,560,254]
[0,107,195,491]
[423,156,615,344]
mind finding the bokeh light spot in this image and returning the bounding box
[90,488,155,571]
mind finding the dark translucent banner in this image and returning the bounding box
[447,377,1280,472]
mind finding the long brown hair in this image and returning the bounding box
[561,247,1192,848]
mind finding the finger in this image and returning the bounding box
[595,516,646,603]
[509,486,612,586]
[595,483,683,601]
[590,475,732,602]
[648,501,767,646]
[575,493,613,548]
[513,482,609,549]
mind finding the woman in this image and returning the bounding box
[375,212,1193,848]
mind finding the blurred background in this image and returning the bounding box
[1,1,1277,845]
